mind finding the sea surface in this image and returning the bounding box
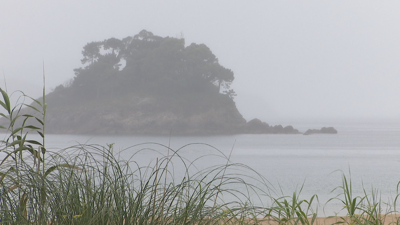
[32,122,400,216]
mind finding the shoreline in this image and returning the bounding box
[253,214,400,225]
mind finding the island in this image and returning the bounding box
[303,127,338,135]
[34,30,332,135]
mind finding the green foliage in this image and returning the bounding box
[266,186,318,225]
[327,173,397,225]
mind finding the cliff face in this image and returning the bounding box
[44,93,301,135]
[45,93,248,135]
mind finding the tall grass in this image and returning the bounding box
[266,185,318,225]
[325,173,399,225]
[0,88,273,224]
[1,87,400,224]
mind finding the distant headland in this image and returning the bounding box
[38,30,334,135]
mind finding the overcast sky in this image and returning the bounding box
[1,1,399,125]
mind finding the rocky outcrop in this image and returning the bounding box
[245,118,270,133]
[45,94,249,135]
[13,92,326,136]
[303,127,337,135]
[244,118,300,134]
[42,92,302,135]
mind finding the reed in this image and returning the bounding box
[325,173,398,225]
[265,185,318,225]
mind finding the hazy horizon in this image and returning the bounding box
[1,1,399,125]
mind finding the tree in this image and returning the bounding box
[72,30,237,98]
[103,37,124,58]
[81,42,101,64]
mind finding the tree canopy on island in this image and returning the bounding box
[63,30,236,99]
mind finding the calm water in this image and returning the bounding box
[41,122,400,216]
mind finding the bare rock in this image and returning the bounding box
[304,127,337,135]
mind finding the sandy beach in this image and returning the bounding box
[254,214,400,224]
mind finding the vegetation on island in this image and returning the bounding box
[56,30,236,100]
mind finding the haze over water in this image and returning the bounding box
[1,1,400,217]
[1,1,400,124]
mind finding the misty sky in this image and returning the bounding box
[1,1,399,125]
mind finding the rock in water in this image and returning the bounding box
[303,127,338,135]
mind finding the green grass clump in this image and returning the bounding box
[266,186,318,225]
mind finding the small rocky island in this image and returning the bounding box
[303,127,338,135]
[35,30,333,135]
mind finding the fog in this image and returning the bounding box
[1,1,399,125]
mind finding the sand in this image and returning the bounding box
[254,214,399,224]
